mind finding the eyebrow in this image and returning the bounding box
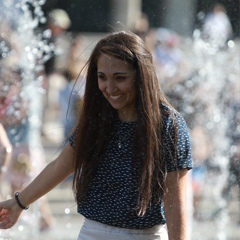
[114,72,128,75]
[97,72,129,75]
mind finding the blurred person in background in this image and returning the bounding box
[0,66,31,197]
[0,3,56,231]
[44,8,72,76]
[132,12,150,41]
[150,28,189,90]
[42,9,73,138]
[202,3,233,49]
[59,35,86,141]
[0,66,54,231]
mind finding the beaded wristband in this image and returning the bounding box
[15,192,29,210]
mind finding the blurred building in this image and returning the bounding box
[42,0,240,37]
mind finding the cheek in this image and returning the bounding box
[121,82,134,92]
[124,83,136,95]
[98,80,105,92]
[130,88,137,100]
[127,84,137,100]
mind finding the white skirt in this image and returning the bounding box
[77,218,168,240]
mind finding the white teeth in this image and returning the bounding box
[110,94,123,99]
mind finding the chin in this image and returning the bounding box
[110,104,122,110]
[108,100,123,109]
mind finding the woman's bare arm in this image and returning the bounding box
[0,143,74,229]
[16,143,74,206]
[164,169,188,240]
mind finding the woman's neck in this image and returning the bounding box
[118,111,138,122]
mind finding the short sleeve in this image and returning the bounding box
[163,111,193,172]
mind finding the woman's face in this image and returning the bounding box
[97,54,137,122]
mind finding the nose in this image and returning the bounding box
[106,79,117,94]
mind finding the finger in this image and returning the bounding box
[0,208,8,215]
[0,216,16,228]
[4,222,15,229]
[0,220,10,229]
[0,214,8,221]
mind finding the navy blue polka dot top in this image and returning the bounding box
[69,104,193,229]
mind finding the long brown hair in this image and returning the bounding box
[72,31,175,216]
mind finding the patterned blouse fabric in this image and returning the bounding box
[69,104,193,229]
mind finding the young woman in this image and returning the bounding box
[0,31,193,240]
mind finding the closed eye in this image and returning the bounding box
[97,74,106,81]
[115,76,126,81]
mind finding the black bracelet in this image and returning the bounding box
[14,192,29,210]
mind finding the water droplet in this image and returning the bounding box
[65,208,71,214]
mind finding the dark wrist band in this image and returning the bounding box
[14,192,29,210]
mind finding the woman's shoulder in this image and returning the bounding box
[160,102,181,119]
[160,102,187,130]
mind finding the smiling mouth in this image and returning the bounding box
[109,94,123,100]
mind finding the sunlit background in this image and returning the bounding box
[0,0,239,239]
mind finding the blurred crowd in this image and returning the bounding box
[0,1,239,235]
